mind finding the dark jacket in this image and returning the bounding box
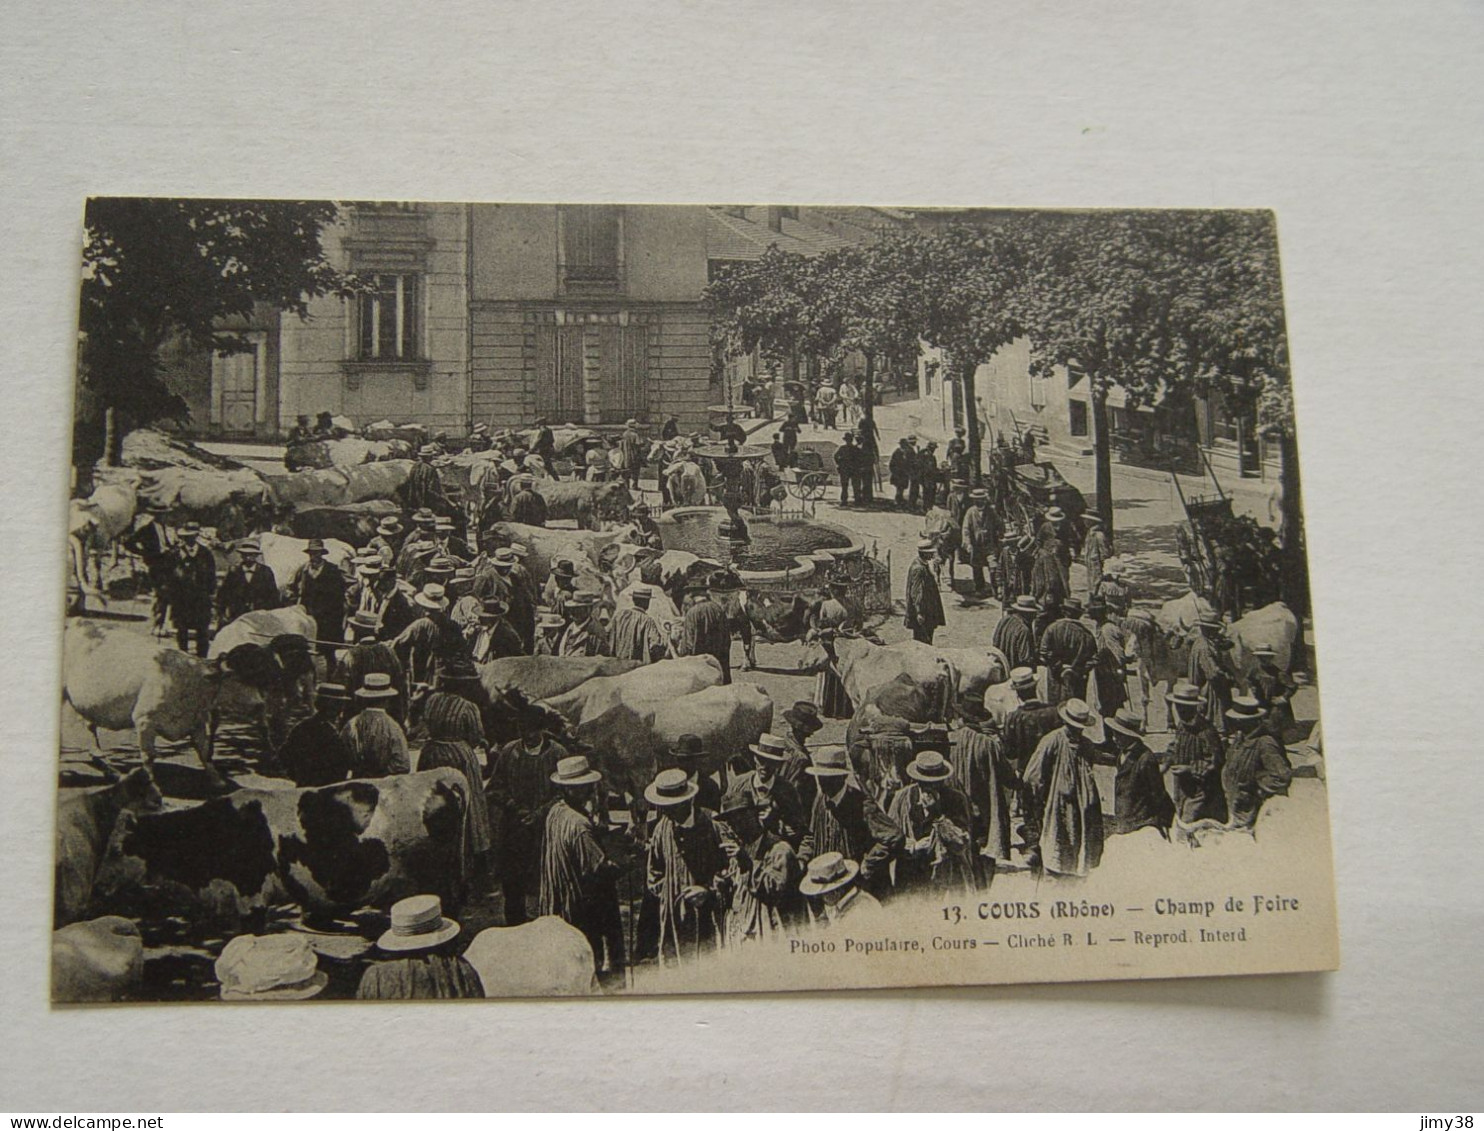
[216,563,279,624]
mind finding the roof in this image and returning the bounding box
[705,206,906,263]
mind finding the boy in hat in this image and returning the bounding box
[645,768,729,963]
[904,536,946,644]
[286,538,348,660]
[1022,699,1107,877]
[798,851,884,926]
[1106,707,1174,836]
[340,673,410,777]
[723,734,808,848]
[993,595,1040,672]
[539,755,626,979]
[1220,695,1292,830]
[216,537,280,626]
[489,706,569,926]
[716,793,804,944]
[169,521,216,656]
[888,750,979,893]
[1163,680,1228,824]
[279,683,354,787]
[357,894,483,1000]
[803,746,903,899]
[628,500,663,550]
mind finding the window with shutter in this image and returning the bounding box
[559,206,623,291]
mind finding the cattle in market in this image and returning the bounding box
[251,531,356,590]
[1123,595,1300,699]
[478,655,641,706]
[1227,601,1301,675]
[90,769,470,929]
[541,655,724,726]
[54,767,163,928]
[463,917,597,997]
[129,465,277,541]
[286,500,402,547]
[825,636,963,715]
[486,522,638,588]
[534,479,634,529]
[209,606,318,658]
[284,436,413,472]
[572,682,773,806]
[68,480,139,596]
[62,619,279,782]
[51,916,144,1003]
[746,592,818,645]
[267,459,416,509]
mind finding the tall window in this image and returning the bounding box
[561,205,622,284]
[357,273,420,360]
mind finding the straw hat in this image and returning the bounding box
[315,682,351,706]
[1058,698,1096,729]
[178,521,201,539]
[414,583,449,611]
[377,516,403,536]
[1009,666,1037,691]
[747,733,790,762]
[215,934,328,1001]
[1166,681,1203,708]
[536,612,566,631]
[1044,507,1067,523]
[798,851,860,897]
[804,745,851,778]
[348,611,381,637]
[1010,595,1040,615]
[630,584,653,604]
[424,556,456,577]
[237,538,261,555]
[490,547,518,569]
[1105,707,1146,740]
[550,755,602,787]
[1226,694,1265,722]
[376,894,461,953]
[355,673,399,700]
[906,750,954,783]
[644,767,698,807]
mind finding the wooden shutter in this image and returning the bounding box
[534,324,588,422]
[534,324,558,417]
[598,324,650,423]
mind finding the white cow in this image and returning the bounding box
[542,655,724,726]
[463,918,597,997]
[253,531,355,590]
[52,917,144,1004]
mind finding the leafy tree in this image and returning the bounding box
[77,197,350,465]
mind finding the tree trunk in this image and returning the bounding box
[1090,379,1115,539]
[103,406,119,467]
[1278,427,1309,621]
[960,357,982,486]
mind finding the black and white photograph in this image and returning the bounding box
[54,200,1337,1003]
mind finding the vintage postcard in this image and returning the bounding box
[55,199,1336,1003]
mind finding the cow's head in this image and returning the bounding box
[595,482,635,518]
[116,766,164,815]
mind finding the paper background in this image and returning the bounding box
[2,0,1480,1112]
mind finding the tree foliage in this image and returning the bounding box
[77,197,351,462]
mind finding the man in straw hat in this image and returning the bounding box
[335,610,408,718]
[340,673,410,777]
[279,682,353,787]
[997,523,1035,607]
[283,538,348,660]
[216,537,279,626]
[798,851,884,926]
[488,705,569,925]
[1248,643,1298,741]
[169,521,216,656]
[356,894,483,1000]
[608,583,669,664]
[1029,531,1068,640]
[558,591,609,658]
[1163,679,1228,824]
[1186,608,1238,731]
[1022,698,1107,878]
[993,595,1040,672]
[392,583,478,687]
[367,514,404,569]
[644,768,728,962]
[888,750,980,893]
[1220,695,1292,830]
[680,571,734,683]
[904,536,946,645]
[724,733,808,849]
[716,793,804,945]
[1088,595,1132,716]
[539,754,626,978]
[948,697,1016,871]
[216,934,329,1002]
[960,487,1000,595]
[1081,513,1112,599]
[803,745,903,898]
[1106,706,1174,837]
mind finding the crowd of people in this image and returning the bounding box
[74,402,1300,1001]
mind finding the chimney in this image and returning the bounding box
[766,206,784,233]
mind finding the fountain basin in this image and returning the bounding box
[657,506,865,587]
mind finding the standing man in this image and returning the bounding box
[279,683,354,787]
[509,476,548,527]
[169,522,215,657]
[340,675,411,777]
[122,504,174,636]
[992,596,1040,673]
[393,583,478,688]
[540,755,626,980]
[645,768,729,964]
[1164,680,1228,824]
[680,573,734,684]
[888,750,979,895]
[629,501,664,550]
[1029,534,1068,641]
[346,559,416,643]
[889,437,915,509]
[948,698,1016,873]
[1187,613,1238,732]
[367,516,404,570]
[608,584,669,663]
[465,597,523,663]
[558,592,609,658]
[1080,514,1112,599]
[1106,707,1175,836]
[716,796,804,945]
[620,419,644,490]
[336,612,408,720]
[1001,666,1062,824]
[833,433,860,506]
[1022,699,1106,878]
[1220,696,1293,830]
[904,537,946,645]
[724,734,808,849]
[216,538,279,626]
[801,746,903,899]
[286,539,347,661]
[1088,596,1132,717]
[960,488,999,596]
[489,708,568,926]
[531,418,558,479]
[1038,595,1098,705]
[918,441,942,512]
